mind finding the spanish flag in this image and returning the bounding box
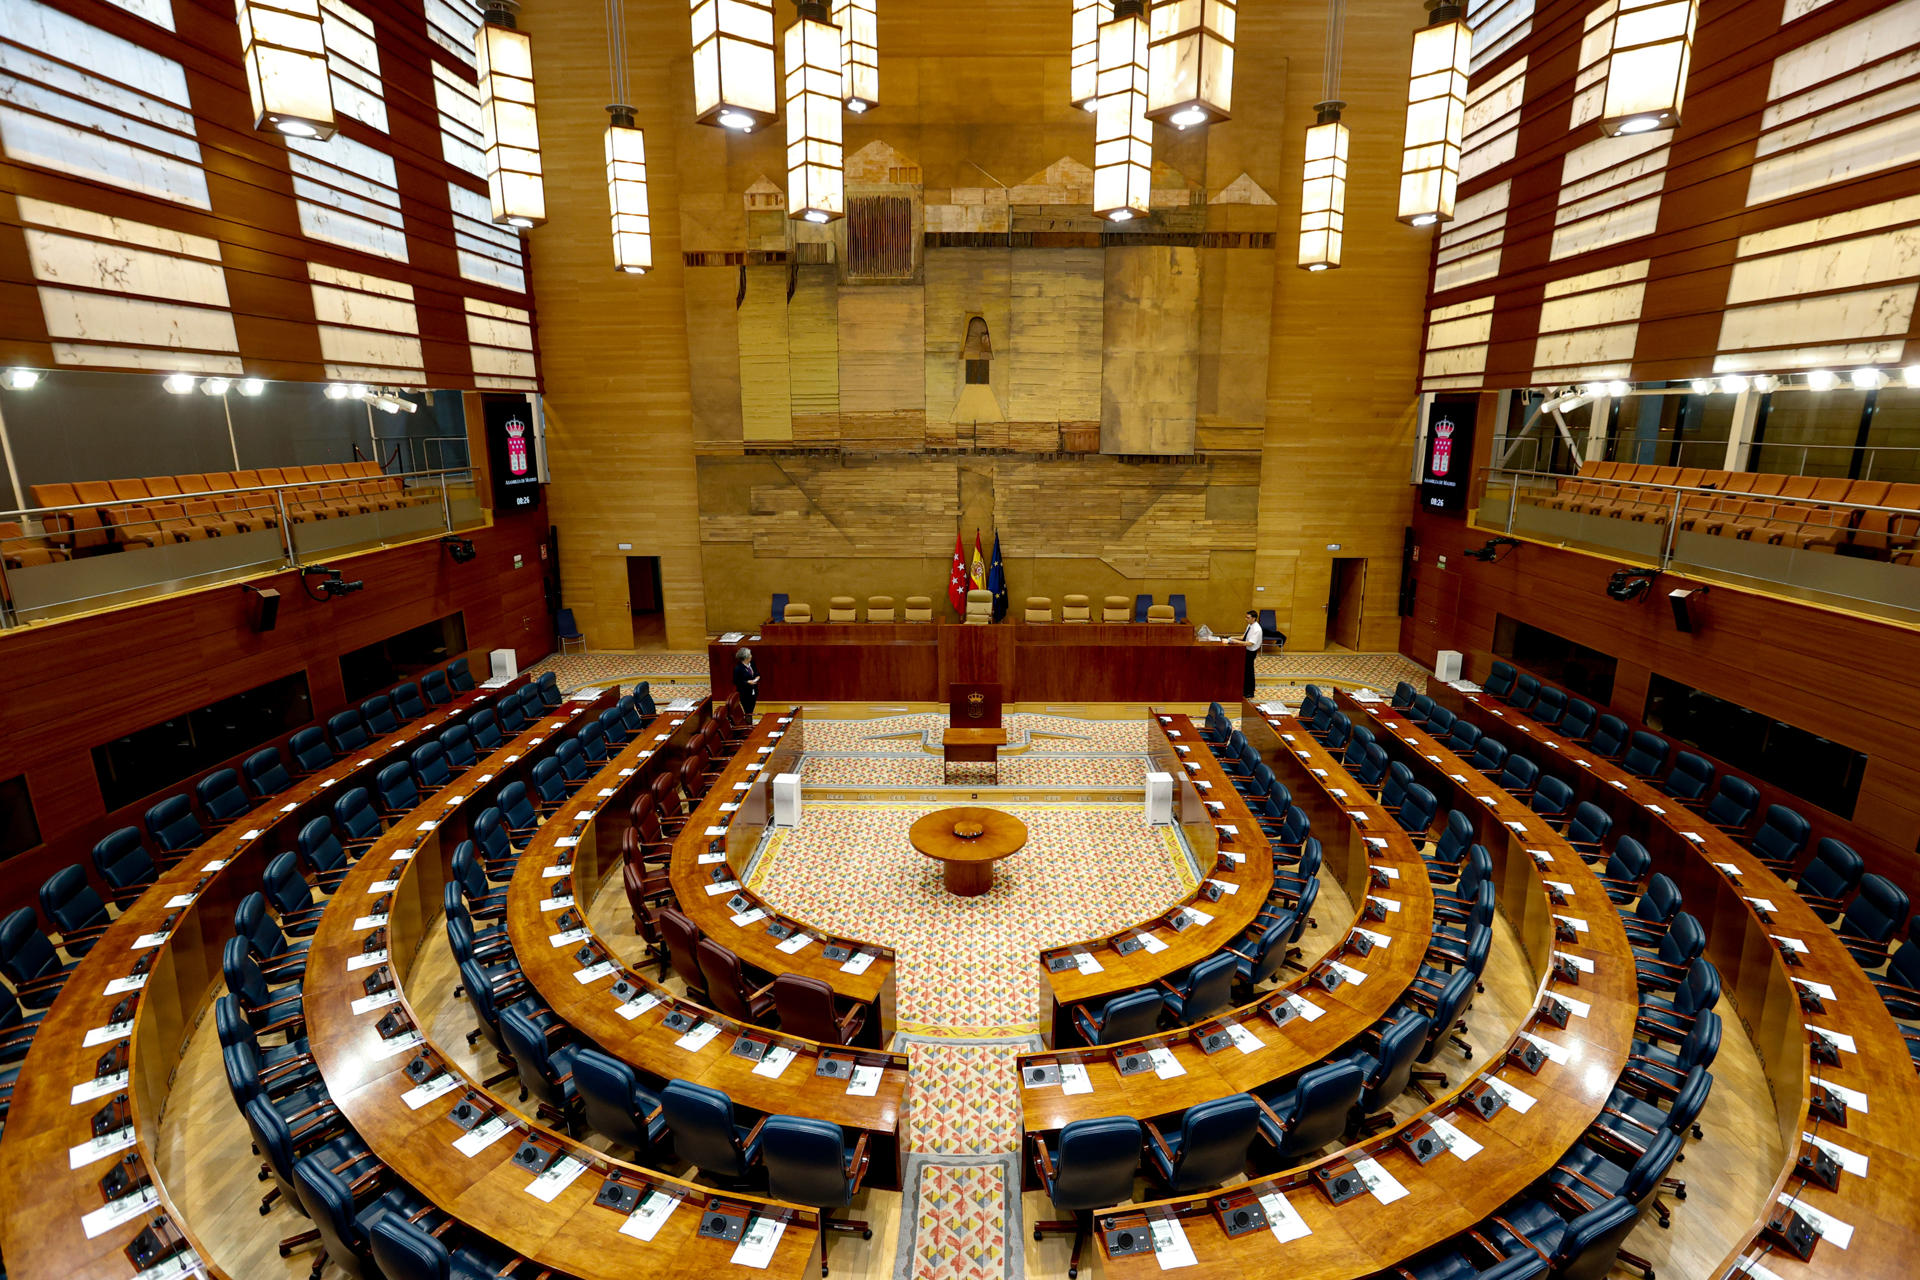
[970,532,987,591]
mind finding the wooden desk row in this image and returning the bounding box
[1018,712,1434,1135]
[508,708,911,1189]
[1439,684,1920,1280]
[306,695,825,1280]
[1073,704,1641,1279]
[665,710,901,1040]
[705,623,1241,703]
[0,675,523,1280]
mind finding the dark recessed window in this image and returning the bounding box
[1491,614,1618,703]
[0,774,42,861]
[340,612,468,702]
[1643,674,1866,819]
[91,673,314,811]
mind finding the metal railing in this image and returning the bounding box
[0,466,484,628]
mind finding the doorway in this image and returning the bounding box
[625,555,665,649]
[1326,557,1367,651]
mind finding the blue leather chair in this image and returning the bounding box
[93,826,158,898]
[1073,988,1164,1046]
[332,787,384,852]
[1528,775,1573,822]
[1545,1128,1684,1232]
[296,816,352,892]
[1395,782,1438,835]
[1589,714,1629,758]
[243,1094,367,1225]
[1229,917,1296,995]
[555,738,593,790]
[536,670,563,708]
[497,782,542,842]
[1255,1061,1365,1166]
[0,907,75,1007]
[1621,873,1682,948]
[374,761,419,817]
[1158,951,1237,1025]
[661,1080,764,1185]
[1622,730,1670,778]
[1030,1116,1143,1279]
[1638,960,1720,1044]
[1408,966,1479,1098]
[1446,720,1481,755]
[1380,760,1413,813]
[1751,804,1811,875]
[368,1212,521,1280]
[1532,685,1567,726]
[1563,801,1613,861]
[1662,751,1714,803]
[392,681,428,721]
[447,657,475,691]
[1426,810,1477,879]
[573,1047,668,1156]
[468,707,503,751]
[1793,837,1863,920]
[598,707,630,749]
[1596,836,1651,905]
[360,694,399,735]
[762,1116,872,1276]
[1597,1064,1712,1153]
[291,1154,423,1280]
[1348,1012,1431,1133]
[145,793,206,854]
[451,841,509,919]
[1398,1248,1550,1279]
[496,688,530,734]
[288,726,334,774]
[1145,1093,1258,1194]
[770,593,789,622]
[262,852,327,934]
[1839,874,1909,969]
[243,746,294,798]
[470,809,520,873]
[1872,915,1920,1019]
[36,865,111,956]
[233,892,309,982]
[498,1004,582,1133]
[1559,699,1598,741]
[440,724,477,770]
[327,710,370,754]
[633,681,658,717]
[1633,912,1703,991]
[221,935,303,1034]
[411,740,454,791]
[1392,681,1418,709]
[1482,1194,1639,1280]
[1497,754,1538,798]
[1483,661,1515,698]
[1352,742,1389,791]
[195,768,253,824]
[1433,844,1492,916]
[556,608,586,653]
[578,717,612,766]
[1426,705,1456,738]
[421,668,452,706]
[1701,774,1759,831]
[1508,672,1538,710]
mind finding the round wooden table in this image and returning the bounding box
[909,806,1029,897]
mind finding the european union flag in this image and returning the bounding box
[987,532,1008,621]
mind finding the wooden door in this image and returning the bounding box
[1328,557,1367,650]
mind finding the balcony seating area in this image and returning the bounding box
[1533,463,1919,560]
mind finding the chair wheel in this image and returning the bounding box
[260,1205,270,1217]
[278,1246,291,1257]
[861,1229,872,1239]
[1068,1268,1078,1280]
[1033,1229,1043,1241]
[1674,1188,1687,1200]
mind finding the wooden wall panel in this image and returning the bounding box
[739,264,794,442]
[686,267,745,445]
[1007,246,1103,428]
[0,515,550,919]
[1100,245,1200,455]
[1401,504,1920,899]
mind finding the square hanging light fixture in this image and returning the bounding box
[475,1,545,228]
[832,0,878,113]
[1146,0,1235,129]
[1599,0,1697,135]
[691,0,778,131]
[786,1,845,223]
[1071,0,1114,111]
[236,0,336,139]
[605,109,651,273]
[1397,0,1470,227]
[1093,0,1152,222]
[1299,102,1348,271]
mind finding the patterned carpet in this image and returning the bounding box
[902,1160,1013,1280]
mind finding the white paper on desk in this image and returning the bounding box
[83,1021,135,1048]
[732,908,768,928]
[1553,914,1589,934]
[1530,850,1552,865]
[1794,978,1837,1002]
[351,914,388,933]
[719,804,741,814]
[1260,1191,1311,1244]
[616,992,662,1021]
[1347,809,1369,822]
[730,1216,787,1270]
[1216,824,1239,838]
[541,865,569,879]
[1365,836,1388,850]
[1205,801,1225,813]
[368,878,400,894]
[1482,1075,1537,1113]
[1811,1075,1868,1113]
[705,880,741,896]
[1552,950,1594,974]
[618,768,636,778]
[556,836,580,848]
[1138,932,1168,954]
[1175,745,1191,754]
[620,1191,679,1242]
[1179,906,1214,929]
[752,1045,797,1078]
[1328,790,1348,801]
[1682,832,1706,844]
[524,1155,588,1203]
[1072,951,1103,975]
[1713,862,1745,879]
[1731,1259,1787,1280]
[675,1021,723,1052]
[1148,1048,1186,1079]
[1449,773,1469,783]
[1282,732,1297,741]
[1311,768,1328,778]
[705,826,730,839]
[1225,1023,1263,1055]
[549,927,591,947]
[1327,960,1367,985]
[1741,897,1779,915]
[1771,934,1808,954]
[1608,779,1628,790]
[1504,820,1529,834]
[1354,1156,1410,1204]
[846,1065,883,1097]
[133,1250,207,1280]
[575,961,619,984]
[403,1073,461,1110]
[280,802,299,813]
[1220,850,1245,864]
[351,989,400,1016]
[539,896,575,913]
[104,974,148,996]
[389,850,414,862]
[1205,878,1240,897]
[1785,1196,1854,1249]
[1374,864,1399,879]
[72,1071,129,1105]
[372,1029,422,1060]
[733,782,750,791]
[1424,754,1443,764]
[777,933,815,955]
[453,1116,512,1156]
[1354,927,1390,950]
[347,950,389,972]
[1544,880,1575,898]
[596,787,618,800]
[69,1124,136,1168]
[1367,895,1401,914]
[1185,763,1202,774]
[1518,1031,1570,1064]
[746,763,764,773]
[131,931,170,950]
[1811,1028,1862,1060]
[1149,1217,1197,1270]
[841,950,877,975]
[164,894,196,909]
[1476,794,1498,807]
[1803,1131,1868,1177]
[1060,1063,1094,1095]
[1553,994,1592,1019]
[201,860,227,872]
[82,1185,161,1238]
[1284,994,1326,1021]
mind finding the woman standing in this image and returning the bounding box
[733,646,761,716]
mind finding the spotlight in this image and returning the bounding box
[1306,263,1329,272]
[301,564,365,600]
[200,377,231,396]
[1617,115,1659,134]
[1850,368,1885,390]
[441,535,477,564]
[1752,373,1780,393]
[1906,365,1920,389]
[324,382,351,400]
[2,368,41,390]
[1606,567,1658,602]
[1605,380,1629,397]
[1689,378,1713,395]
[276,120,318,138]
[1410,213,1437,227]
[1555,394,1588,413]
[847,99,870,114]
[163,373,196,394]
[1806,369,1837,391]
[1718,375,1749,394]
[349,384,369,399]
[1108,209,1134,222]
[1462,536,1520,563]
[716,110,754,131]
[237,377,266,396]
[1170,106,1209,128]
[803,210,829,224]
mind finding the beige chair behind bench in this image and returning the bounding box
[1061,594,1091,623]
[1024,596,1053,623]
[868,595,896,622]
[904,595,934,622]
[828,595,858,622]
[783,602,812,622]
[965,589,993,623]
[1102,595,1130,622]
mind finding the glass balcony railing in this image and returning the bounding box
[0,468,484,627]
[1475,468,1920,624]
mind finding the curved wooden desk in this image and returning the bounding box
[1080,703,1639,1278]
[1443,684,1920,1279]
[0,675,519,1280]
[911,807,1027,896]
[665,711,899,1041]
[506,714,911,1190]
[1036,713,1276,1046]
[1017,715,1432,1135]
[305,697,821,1279]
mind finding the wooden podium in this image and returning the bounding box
[942,682,1007,783]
